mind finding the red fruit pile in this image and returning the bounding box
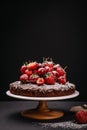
[19,58,67,85]
[75,110,87,124]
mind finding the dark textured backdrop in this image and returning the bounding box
[0,1,87,101]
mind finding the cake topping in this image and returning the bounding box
[36,78,45,85]
[19,58,67,85]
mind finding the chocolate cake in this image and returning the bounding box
[10,81,75,97]
[9,58,76,97]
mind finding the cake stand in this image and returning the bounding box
[6,90,79,120]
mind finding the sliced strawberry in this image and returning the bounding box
[27,62,38,70]
[29,74,39,83]
[38,68,46,75]
[20,74,28,82]
[20,65,27,74]
[36,78,45,85]
[58,75,66,84]
[45,72,55,84]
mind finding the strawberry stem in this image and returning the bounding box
[64,66,67,70]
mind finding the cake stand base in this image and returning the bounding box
[21,100,64,120]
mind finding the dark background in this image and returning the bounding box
[0,1,87,101]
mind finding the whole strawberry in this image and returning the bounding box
[29,74,39,83]
[20,74,28,82]
[75,110,87,124]
[57,67,65,76]
[58,75,67,84]
[38,68,46,75]
[45,72,55,84]
[27,62,38,70]
[20,65,27,74]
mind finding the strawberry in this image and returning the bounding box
[42,61,54,68]
[56,67,65,76]
[36,78,45,85]
[27,62,38,70]
[75,110,87,124]
[24,69,32,76]
[45,66,53,72]
[53,64,60,70]
[52,70,59,77]
[29,74,39,83]
[33,69,38,74]
[52,70,58,81]
[20,65,27,74]
[45,72,55,84]
[38,63,43,68]
[20,74,28,82]
[38,68,46,75]
[58,75,66,84]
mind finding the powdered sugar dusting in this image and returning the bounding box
[10,81,75,91]
[39,120,87,130]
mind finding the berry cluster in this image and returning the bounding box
[75,110,87,124]
[19,58,67,85]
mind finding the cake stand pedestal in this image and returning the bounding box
[6,90,79,120]
[21,100,64,120]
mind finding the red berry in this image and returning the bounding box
[29,74,39,83]
[47,61,54,68]
[24,69,32,76]
[45,72,55,84]
[52,70,59,77]
[27,62,38,70]
[20,74,28,82]
[58,75,66,84]
[33,69,38,74]
[53,64,60,69]
[42,61,54,68]
[36,78,45,85]
[56,67,65,76]
[75,110,87,124]
[38,68,46,75]
[45,66,53,72]
[20,65,27,74]
[52,71,58,81]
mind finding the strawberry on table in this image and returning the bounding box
[75,110,87,124]
[36,78,45,85]
[27,62,39,70]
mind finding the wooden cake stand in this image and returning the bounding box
[6,90,79,120]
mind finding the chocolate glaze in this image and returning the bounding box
[10,81,75,92]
